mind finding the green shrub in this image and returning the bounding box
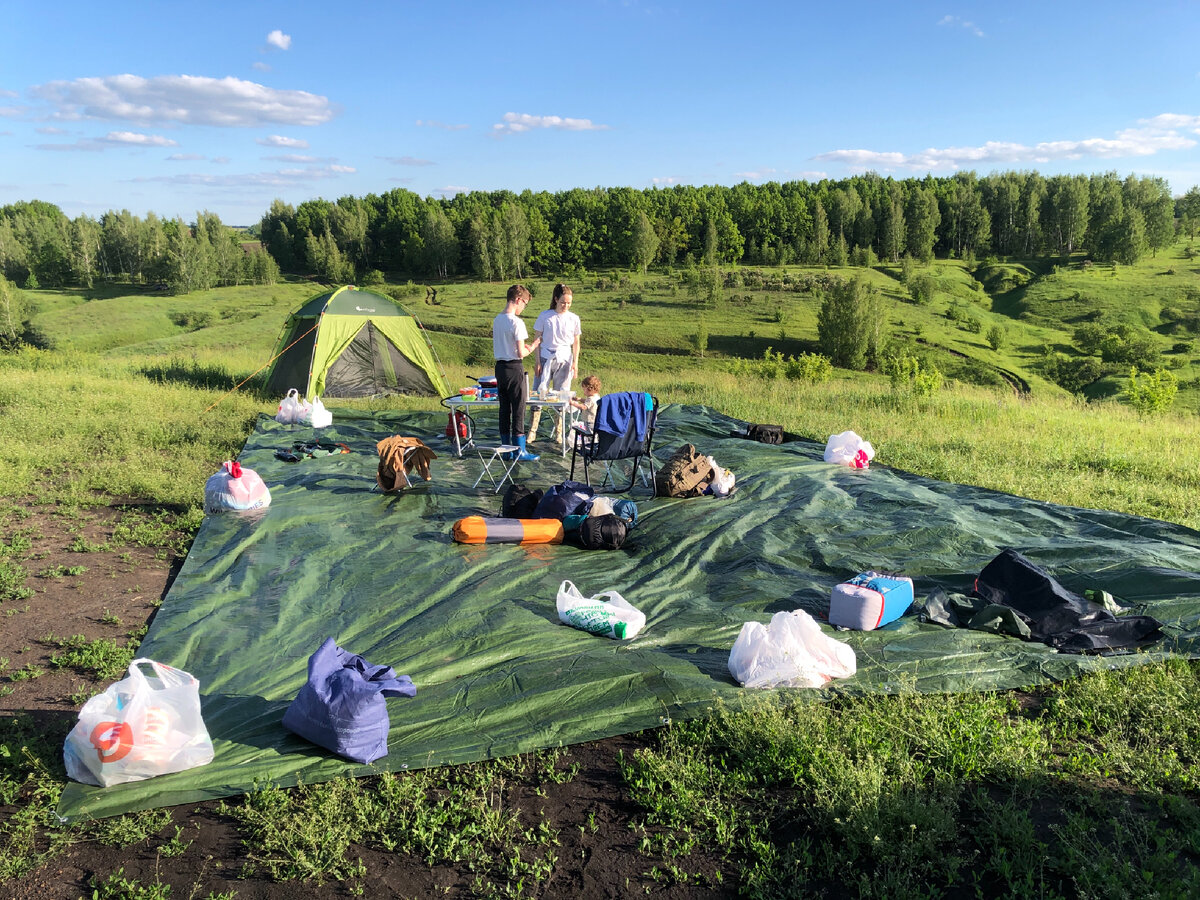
[889,355,943,397]
[784,352,833,384]
[986,324,1006,351]
[1125,366,1177,414]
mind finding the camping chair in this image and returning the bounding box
[570,392,658,494]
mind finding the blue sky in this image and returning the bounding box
[2,0,1198,225]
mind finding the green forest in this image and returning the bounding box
[2,171,1198,290]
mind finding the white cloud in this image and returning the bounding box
[390,176,416,184]
[416,119,468,131]
[31,75,334,127]
[167,153,206,161]
[102,130,178,147]
[813,114,1199,172]
[211,156,231,164]
[329,164,355,173]
[0,89,17,99]
[257,134,309,148]
[381,155,434,166]
[652,176,679,185]
[34,139,103,152]
[734,167,777,180]
[252,62,271,73]
[266,30,292,51]
[130,163,352,188]
[265,153,320,162]
[35,130,178,152]
[0,106,24,118]
[938,15,984,37]
[492,112,610,135]
[435,185,470,195]
[36,126,68,135]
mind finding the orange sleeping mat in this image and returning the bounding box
[452,516,564,545]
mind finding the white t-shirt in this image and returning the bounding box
[492,312,528,361]
[540,311,581,363]
[532,308,555,340]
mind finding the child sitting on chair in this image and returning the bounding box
[570,375,602,433]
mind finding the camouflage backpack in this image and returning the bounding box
[654,444,716,499]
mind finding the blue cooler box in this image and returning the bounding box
[829,572,914,630]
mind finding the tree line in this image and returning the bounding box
[257,171,1194,283]
[0,201,280,293]
[2,172,1198,293]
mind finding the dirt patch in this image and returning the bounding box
[1,503,729,898]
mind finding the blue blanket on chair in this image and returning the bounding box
[595,392,649,441]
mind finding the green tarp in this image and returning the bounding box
[58,406,1200,820]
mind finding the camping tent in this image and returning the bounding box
[265,286,451,399]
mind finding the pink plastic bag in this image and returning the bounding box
[823,430,875,469]
[204,460,271,513]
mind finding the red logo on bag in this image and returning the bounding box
[90,721,135,764]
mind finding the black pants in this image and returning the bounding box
[495,359,527,440]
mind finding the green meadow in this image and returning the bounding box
[2,239,1200,897]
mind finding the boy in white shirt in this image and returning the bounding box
[491,284,541,461]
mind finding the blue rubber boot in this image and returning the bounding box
[515,435,539,462]
[500,431,515,460]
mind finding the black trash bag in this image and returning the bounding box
[501,483,543,519]
[578,514,628,551]
[974,548,1163,653]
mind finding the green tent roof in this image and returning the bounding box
[289,286,412,320]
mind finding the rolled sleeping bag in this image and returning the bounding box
[452,516,564,545]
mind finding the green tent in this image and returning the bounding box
[265,286,450,399]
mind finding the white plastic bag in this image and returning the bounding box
[728,610,857,689]
[706,456,736,496]
[275,388,310,425]
[556,580,646,640]
[63,659,214,786]
[590,497,615,517]
[304,396,332,428]
[823,430,875,469]
[204,460,271,513]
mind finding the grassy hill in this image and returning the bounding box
[2,244,1200,897]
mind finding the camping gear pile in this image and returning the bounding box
[61,347,1196,811]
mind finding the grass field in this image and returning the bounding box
[2,243,1200,898]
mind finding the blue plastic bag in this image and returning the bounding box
[282,637,416,764]
[611,498,638,529]
[533,481,595,520]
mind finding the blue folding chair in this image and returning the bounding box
[570,392,658,494]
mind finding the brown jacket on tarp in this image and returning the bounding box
[376,436,437,491]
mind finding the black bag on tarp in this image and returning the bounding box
[746,424,784,445]
[533,481,595,520]
[501,483,543,519]
[974,548,1163,653]
[578,514,628,551]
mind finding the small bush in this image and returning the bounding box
[784,352,832,384]
[986,324,1006,351]
[1125,366,1177,414]
[889,355,943,397]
